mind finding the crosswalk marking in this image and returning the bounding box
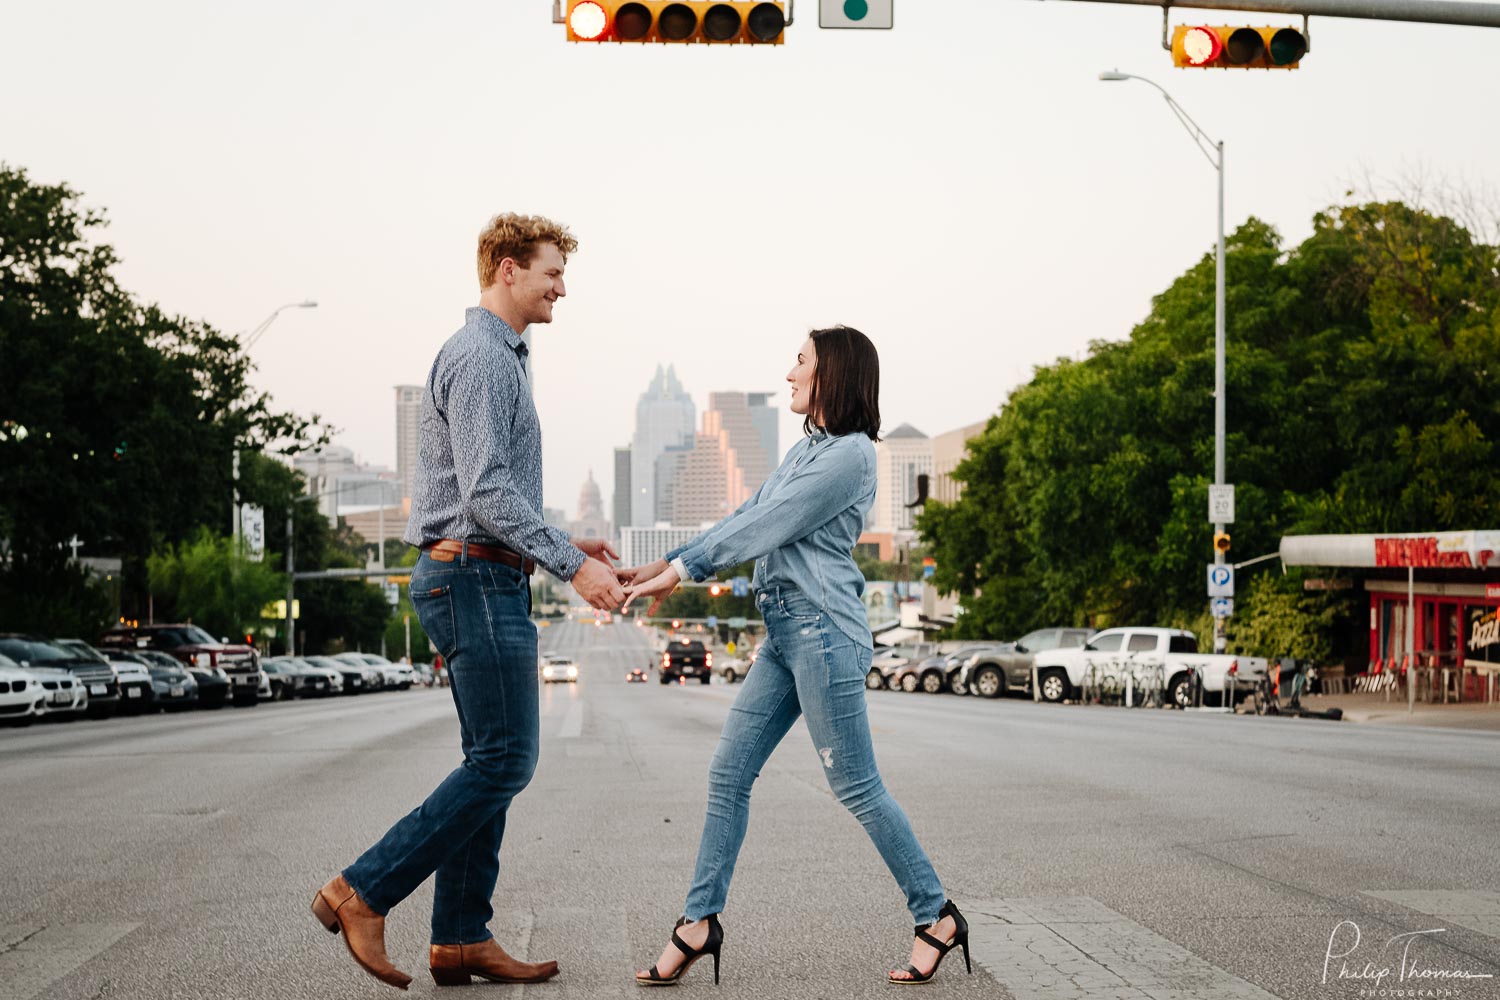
[1362,890,1500,938]
[0,922,138,1000]
[965,897,1280,1000]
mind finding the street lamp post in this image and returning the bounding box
[233,300,318,543]
[1099,70,1229,653]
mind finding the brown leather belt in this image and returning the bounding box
[422,539,536,575]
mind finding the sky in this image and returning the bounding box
[4,0,1496,515]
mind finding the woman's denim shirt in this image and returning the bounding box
[666,429,876,649]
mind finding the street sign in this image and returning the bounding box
[1207,563,1234,598]
[1208,484,1235,524]
[727,617,748,629]
[384,583,399,606]
[922,556,936,579]
[1211,597,1234,618]
[706,615,718,629]
[240,505,265,562]
[731,576,749,597]
[821,0,893,28]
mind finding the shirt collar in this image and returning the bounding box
[808,426,829,443]
[467,307,528,356]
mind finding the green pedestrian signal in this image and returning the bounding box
[821,0,891,28]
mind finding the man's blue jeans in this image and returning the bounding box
[683,586,946,926]
[343,550,539,946]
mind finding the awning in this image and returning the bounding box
[1280,530,1500,569]
[874,627,927,647]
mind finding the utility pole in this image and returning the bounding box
[286,509,296,656]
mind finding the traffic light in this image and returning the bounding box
[566,1,787,44]
[1171,25,1307,69]
[1213,531,1232,555]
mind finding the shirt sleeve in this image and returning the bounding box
[440,348,587,582]
[663,472,775,564]
[672,439,871,582]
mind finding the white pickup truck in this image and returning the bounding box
[1031,627,1267,708]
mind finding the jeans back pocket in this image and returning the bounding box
[412,582,459,660]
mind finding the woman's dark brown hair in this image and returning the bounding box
[804,325,881,442]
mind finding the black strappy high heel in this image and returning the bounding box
[636,914,723,987]
[888,900,971,985]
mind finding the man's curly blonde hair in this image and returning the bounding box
[477,213,579,289]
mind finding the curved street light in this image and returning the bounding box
[1099,69,1229,653]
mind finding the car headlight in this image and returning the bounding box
[566,666,578,678]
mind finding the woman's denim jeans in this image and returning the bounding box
[343,550,538,946]
[683,586,946,926]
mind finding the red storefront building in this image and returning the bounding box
[1280,531,1500,701]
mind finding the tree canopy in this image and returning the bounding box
[919,198,1500,658]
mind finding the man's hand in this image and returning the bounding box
[621,565,680,617]
[572,537,619,567]
[616,558,668,587]
[571,558,626,611]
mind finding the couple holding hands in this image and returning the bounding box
[309,213,970,990]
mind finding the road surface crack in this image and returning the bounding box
[1,925,46,954]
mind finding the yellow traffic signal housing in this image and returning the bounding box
[1213,531,1232,555]
[567,1,787,44]
[1171,25,1307,69]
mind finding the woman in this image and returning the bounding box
[620,326,970,987]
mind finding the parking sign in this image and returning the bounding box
[1207,564,1234,598]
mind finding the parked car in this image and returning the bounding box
[0,652,45,725]
[332,653,385,692]
[262,658,328,699]
[660,639,712,684]
[541,656,578,683]
[1031,626,1268,706]
[142,656,198,711]
[134,649,225,709]
[99,624,260,707]
[0,634,120,718]
[960,628,1096,699]
[96,648,159,713]
[893,653,970,694]
[357,654,414,690]
[411,663,434,687]
[864,644,940,690]
[272,656,343,696]
[307,655,367,694]
[716,655,750,683]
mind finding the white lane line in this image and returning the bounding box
[1363,889,1500,938]
[557,701,584,740]
[0,922,139,1000]
[966,897,1279,1000]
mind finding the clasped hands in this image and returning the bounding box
[568,541,680,615]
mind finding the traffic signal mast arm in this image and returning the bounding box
[1036,0,1500,30]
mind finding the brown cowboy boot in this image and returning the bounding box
[429,939,561,986]
[310,874,414,990]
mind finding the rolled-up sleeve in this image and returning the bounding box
[673,439,870,582]
[441,350,586,581]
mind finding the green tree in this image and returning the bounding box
[0,163,326,634]
[146,529,285,641]
[920,197,1500,660]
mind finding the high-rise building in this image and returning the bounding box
[630,365,695,527]
[395,384,423,504]
[612,446,631,542]
[931,420,991,505]
[870,424,934,533]
[705,392,772,497]
[747,392,779,467]
[655,443,692,524]
[668,431,745,527]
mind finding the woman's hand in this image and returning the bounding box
[621,566,681,617]
[617,558,668,587]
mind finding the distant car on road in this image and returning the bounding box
[660,639,711,685]
[541,657,578,684]
[625,667,648,683]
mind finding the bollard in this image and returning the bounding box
[1125,670,1134,708]
[1032,661,1039,703]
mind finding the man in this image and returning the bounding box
[311,213,625,990]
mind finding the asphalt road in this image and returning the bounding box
[2,620,1498,1000]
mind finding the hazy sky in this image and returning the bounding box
[4,1,1495,515]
